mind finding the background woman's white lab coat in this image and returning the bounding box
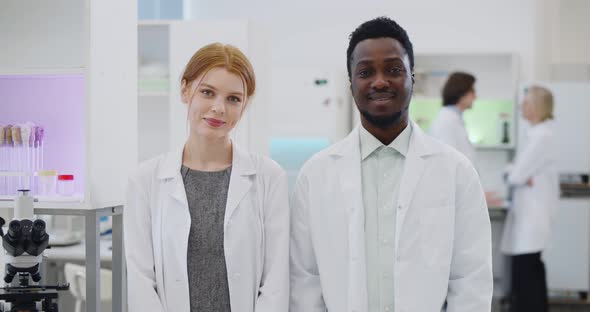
[124,144,290,312]
[501,120,559,255]
[429,106,477,166]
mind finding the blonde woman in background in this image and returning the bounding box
[125,43,289,311]
[501,85,558,312]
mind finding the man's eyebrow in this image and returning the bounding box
[383,57,404,62]
[354,56,404,67]
[354,59,373,67]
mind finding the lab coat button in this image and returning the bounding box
[398,204,402,210]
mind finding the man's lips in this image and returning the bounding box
[368,91,397,101]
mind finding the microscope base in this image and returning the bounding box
[0,288,59,312]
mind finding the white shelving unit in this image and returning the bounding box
[412,53,519,148]
[1,0,137,210]
[138,19,257,161]
[1,1,136,311]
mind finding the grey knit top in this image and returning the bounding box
[181,165,232,312]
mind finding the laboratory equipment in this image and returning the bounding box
[36,171,57,196]
[498,113,511,144]
[0,190,69,311]
[56,175,74,196]
[0,123,47,197]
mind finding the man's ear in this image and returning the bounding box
[411,72,415,85]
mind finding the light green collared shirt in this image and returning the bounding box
[359,123,412,312]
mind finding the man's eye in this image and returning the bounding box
[389,67,403,74]
[358,69,371,78]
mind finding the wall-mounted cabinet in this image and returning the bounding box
[410,53,519,150]
[0,0,136,210]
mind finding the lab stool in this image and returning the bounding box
[64,263,112,312]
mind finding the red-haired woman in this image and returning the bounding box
[125,43,289,312]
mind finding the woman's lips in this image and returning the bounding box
[204,118,226,128]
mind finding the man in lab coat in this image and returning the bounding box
[290,17,493,312]
[429,72,477,166]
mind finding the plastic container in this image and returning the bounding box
[37,170,57,196]
[57,174,75,196]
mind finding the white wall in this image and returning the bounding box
[0,0,86,70]
[190,0,539,80]
[540,0,590,80]
[552,0,590,64]
[189,0,542,157]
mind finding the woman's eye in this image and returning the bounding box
[228,96,242,103]
[200,89,213,96]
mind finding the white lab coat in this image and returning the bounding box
[290,122,493,312]
[124,143,290,312]
[429,106,477,166]
[501,120,559,255]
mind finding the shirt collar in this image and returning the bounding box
[446,105,463,116]
[359,122,413,160]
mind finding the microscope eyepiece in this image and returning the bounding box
[31,219,47,243]
[8,220,22,240]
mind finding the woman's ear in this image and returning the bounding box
[181,79,190,104]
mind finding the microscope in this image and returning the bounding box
[0,190,69,312]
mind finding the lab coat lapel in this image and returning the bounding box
[330,126,369,311]
[224,144,256,230]
[395,122,438,247]
[159,147,189,207]
[335,128,363,216]
[157,147,192,311]
[397,128,426,210]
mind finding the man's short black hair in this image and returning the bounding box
[347,16,414,80]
